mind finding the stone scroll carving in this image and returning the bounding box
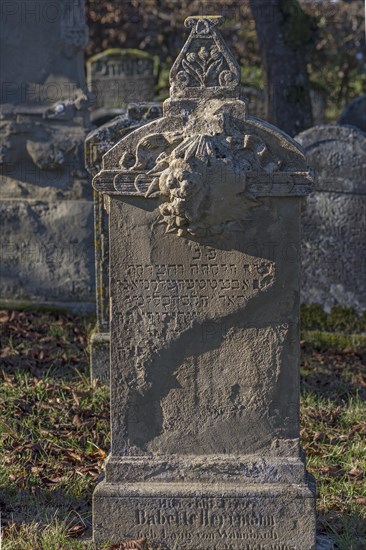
[135,131,277,238]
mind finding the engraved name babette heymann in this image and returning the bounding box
[135,507,275,528]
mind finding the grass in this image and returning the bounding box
[300,341,366,549]
[1,309,365,549]
[0,310,109,549]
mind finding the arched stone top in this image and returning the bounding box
[92,16,313,237]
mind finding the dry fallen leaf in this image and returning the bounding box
[109,538,147,550]
[319,465,345,478]
[72,414,82,427]
[72,391,80,405]
[40,475,67,486]
[348,466,364,479]
[64,450,83,462]
[67,523,86,537]
[0,310,10,323]
[313,431,325,443]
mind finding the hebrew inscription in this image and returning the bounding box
[118,254,274,315]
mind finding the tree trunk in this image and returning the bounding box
[249,0,314,136]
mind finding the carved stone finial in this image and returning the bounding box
[184,15,224,32]
[169,15,241,100]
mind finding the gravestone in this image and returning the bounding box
[86,49,156,124]
[85,102,163,382]
[92,16,316,548]
[338,95,366,133]
[0,0,94,310]
[296,125,366,313]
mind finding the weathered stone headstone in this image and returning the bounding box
[85,102,163,382]
[86,49,155,124]
[0,0,94,310]
[296,125,366,313]
[338,95,366,133]
[92,16,316,548]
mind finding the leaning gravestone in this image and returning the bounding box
[296,125,366,313]
[87,49,155,124]
[85,102,163,382]
[338,95,366,133]
[92,15,316,548]
[0,0,94,310]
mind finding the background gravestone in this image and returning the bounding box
[338,95,366,133]
[0,0,94,310]
[91,15,316,548]
[296,125,366,313]
[86,49,156,125]
[85,102,163,382]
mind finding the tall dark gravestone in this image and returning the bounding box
[0,0,94,310]
[91,16,317,548]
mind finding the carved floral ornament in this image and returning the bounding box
[170,16,240,98]
[92,16,313,238]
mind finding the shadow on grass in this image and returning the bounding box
[1,310,365,548]
[300,341,366,405]
[300,341,366,549]
[0,309,95,381]
[318,509,366,550]
[0,483,93,538]
[0,310,109,548]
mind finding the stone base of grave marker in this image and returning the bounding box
[94,482,316,548]
[91,16,317,548]
[0,198,95,309]
[89,332,110,383]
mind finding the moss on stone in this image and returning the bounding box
[301,303,366,334]
[88,48,154,62]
